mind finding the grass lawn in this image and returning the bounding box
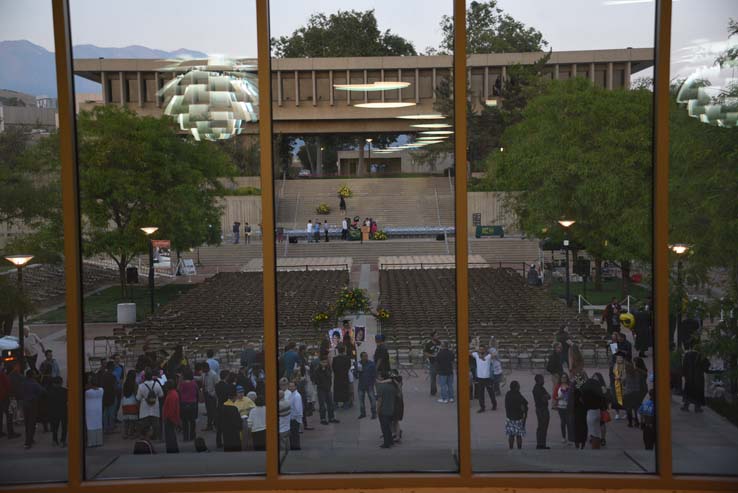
[34,283,196,323]
[547,278,651,306]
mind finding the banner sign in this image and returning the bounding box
[152,239,171,249]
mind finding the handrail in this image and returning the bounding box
[276,263,349,272]
[434,187,450,255]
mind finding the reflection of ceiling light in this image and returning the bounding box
[354,102,417,109]
[410,123,453,128]
[334,81,410,92]
[558,220,575,228]
[420,130,454,135]
[396,114,446,120]
[417,136,449,140]
[415,140,444,144]
[159,56,259,141]
[485,98,499,107]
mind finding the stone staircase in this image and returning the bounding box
[275,177,454,229]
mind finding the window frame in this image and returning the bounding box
[8,0,733,491]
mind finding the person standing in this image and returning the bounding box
[315,358,339,425]
[23,327,45,372]
[101,361,118,434]
[532,374,551,449]
[206,350,220,376]
[232,221,240,244]
[120,370,139,439]
[219,388,243,452]
[323,220,330,242]
[332,345,352,408]
[546,342,565,387]
[162,381,180,453]
[136,369,164,441]
[278,391,292,462]
[375,370,398,449]
[569,346,589,449]
[288,381,303,450]
[681,344,709,412]
[247,395,267,451]
[504,380,528,450]
[313,218,321,243]
[306,219,313,243]
[21,370,44,449]
[85,373,104,448]
[603,298,622,333]
[0,366,19,439]
[341,217,348,241]
[244,222,252,244]
[623,357,648,427]
[373,334,391,376]
[423,331,441,397]
[177,368,199,442]
[339,195,346,213]
[555,326,571,369]
[490,348,504,396]
[201,362,219,431]
[552,373,571,444]
[639,388,656,450]
[471,344,496,412]
[47,376,67,447]
[39,350,61,379]
[435,341,455,403]
[357,351,377,419]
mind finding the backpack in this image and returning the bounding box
[144,383,158,406]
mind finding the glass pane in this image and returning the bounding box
[669,0,738,476]
[69,0,266,479]
[466,0,656,473]
[270,1,458,474]
[0,0,68,484]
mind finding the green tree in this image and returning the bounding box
[272,10,416,58]
[490,78,654,294]
[439,0,548,55]
[219,136,260,176]
[76,106,234,294]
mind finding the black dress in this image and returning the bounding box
[219,405,244,452]
[332,355,352,403]
[570,372,589,445]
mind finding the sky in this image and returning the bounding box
[1,0,735,79]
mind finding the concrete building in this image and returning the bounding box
[336,148,453,175]
[0,105,58,133]
[73,48,653,135]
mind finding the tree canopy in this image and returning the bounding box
[439,0,547,55]
[272,10,416,58]
[75,106,234,291]
[489,78,654,289]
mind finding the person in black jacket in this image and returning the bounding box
[315,358,338,425]
[214,371,235,448]
[435,341,455,403]
[47,376,68,447]
[373,334,391,375]
[532,374,551,449]
[546,342,565,387]
[504,380,528,449]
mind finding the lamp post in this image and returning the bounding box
[140,227,158,314]
[671,243,690,338]
[558,220,576,307]
[366,138,373,173]
[4,255,34,371]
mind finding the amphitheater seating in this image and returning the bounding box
[2,263,119,305]
[379,268,606,363]
[123,271,349,365]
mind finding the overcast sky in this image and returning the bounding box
[1,0,735,78]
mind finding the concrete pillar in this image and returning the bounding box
[571,63,577,79]
[329,70,333,106]
[625,61,631,88]
[590,63,595,83]
[501,66,506,89]
[316,136,323,176]
[363,70,368,103]
[101,72,109,104]
[484,66,489,98]
[554,64,559,80]
[137,71,144,107]
[398,69,403,102]
[415,68,420,103]
[277,71,282,106]
[607,62,613,90]
[294,71,299,107]
[154,72,161,108]
[119,71,126,104]
[432,68,437,101]
[311,70,316,106]
[346,70,351,106]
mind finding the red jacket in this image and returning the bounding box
[162,390,181,426]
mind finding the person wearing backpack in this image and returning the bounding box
[136,368,164,440]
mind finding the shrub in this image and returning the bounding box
[228,186,261,196]
[337,184,352,198]
[372,230,388,240]
[316,203,331,214]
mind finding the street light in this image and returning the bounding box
[557,220,576,307]
[365,138,373,173]
[140,227,158,314]
[4,255,33,371]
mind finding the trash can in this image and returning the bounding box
[117,303,137,324]
[126,266,139,283]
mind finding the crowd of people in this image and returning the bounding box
[305,217,380,243]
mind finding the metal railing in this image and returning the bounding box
[578,294,637,314]
[276,263,350,272]
[434,187,450,255]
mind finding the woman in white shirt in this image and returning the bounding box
[85,373,104,447]
[247,394,267,451]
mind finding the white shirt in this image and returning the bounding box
[323,222,329,231]
[290,390,303,421]
[491,358,503,376]
[136,380,164,418]
[472,352,491,379]
[25,332,45,356]
[85,387,104,430]
[248,406,266,432]
[206,358,220,375]
[342,219,348,229]
[307,222,313,233]
[278,399,291,433]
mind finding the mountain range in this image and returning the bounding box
[0,40,207,97]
